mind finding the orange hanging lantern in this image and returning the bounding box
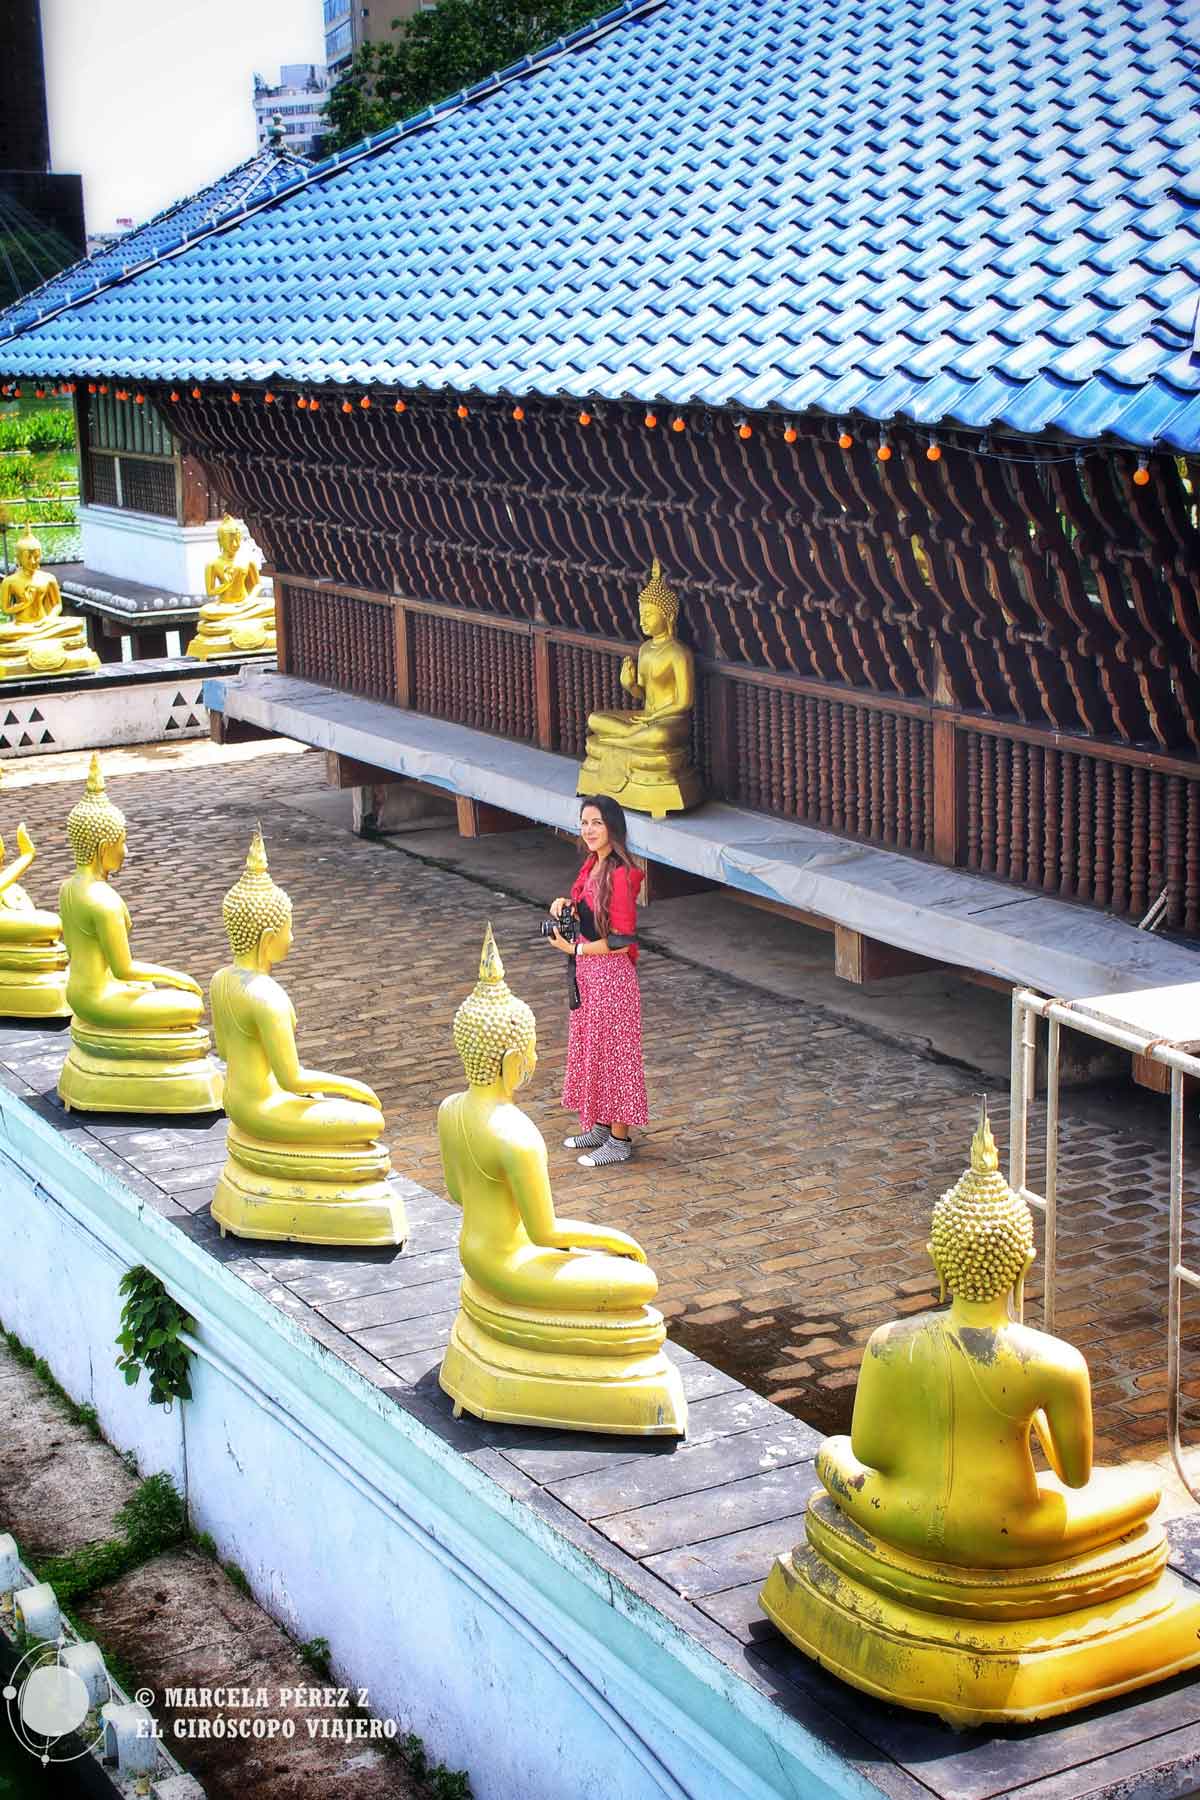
[578,409,592,426]
[1133,456,1150,487]
[87,383,97,395]
[309,397,320,411]
[359,394,370,409]
[264,391,275,405]
[229,390,240,405]
[671,416,686,433]
[394,398,407,414]
[783,424,798,444]
[876,437,892,462]
[191,386,200,399]
[838,430,853,450]
[511,405,524,422]
[737,421,752,440]
[644,411,658,429]
[342,399,353,413]
[926,440,942,462]
[456,403,469,419]
[169,390,180,403]
[297,395,308,409]
[34,388,44,399]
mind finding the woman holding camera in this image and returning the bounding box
[548,795,647,1167]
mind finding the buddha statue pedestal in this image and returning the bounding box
[0,823,69,1018]
[208,832,405,1247]
[186,516,275,661]
[442,1274,684,1434]
[57,756,222,1114]
[0,530,99,680]
[759,1111,1200,1726]
[576,559,703,820]
[438,926,685,1435]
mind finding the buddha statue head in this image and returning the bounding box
[928,1107,1035,1311]
[638,557,679,639]
[223,829,292,966]
[454,925,536,1091]
[215,514,243,559]
[67,754,126,873]
[14,530,43,576]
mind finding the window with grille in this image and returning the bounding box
[84,394,180,520]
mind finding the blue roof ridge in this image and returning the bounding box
[0,0,663,354]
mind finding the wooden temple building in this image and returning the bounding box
[1,0,1198,984]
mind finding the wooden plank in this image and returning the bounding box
[834,925,941,984]
[317,1274,463,1332]
[1131,1053,1199,1097]
[933,713,964,865]
[455,795,531,837]
[584,1464,818,1560]
[179,452,212,527]
[644,1493,819,1598]
[533,627,556,749]
[273,576,289,675]
[394,601,412,708]
[727,890,834,934]
[548,1418,820,1521]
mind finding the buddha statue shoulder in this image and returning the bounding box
[437,926,685,1433]
[0,531,99,678]
[760,1107,1200,1726]
[577,559,703,818]
[209,831,404,1246]
[57,755,221,1113]
[0,821,70,1018]
[186,515,275,660]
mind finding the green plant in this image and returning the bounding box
[115,1266,194,1408]
[297,1635,331,1677]
[192,1529,217,1559]
[398,1731,473,1798]
[0,454,34,497]
[35,1473,187,1606]
[222,1561,251,1597]
[0,407,74,453]
[1,1324,102,1438]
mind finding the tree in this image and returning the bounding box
[325,0,608,152]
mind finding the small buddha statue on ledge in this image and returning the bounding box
[759,1107,1200,1726]
[0,822,69,1017]
[57,755,222,1113]
[577,558,703,819]
[186,514,275,660]
[0,530,99,679]
[209,831,405,1246]
[437,925,686,1434]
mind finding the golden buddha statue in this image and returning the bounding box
[185,515,275,660]
[577,558,702,818]
[760,1109,1200,1726]
[437,925,686,1434]
[57,755,222,1113]
[0,530,99,679]
[210,831,405,1246]
[0,822,69,1017]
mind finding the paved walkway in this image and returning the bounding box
[4,739,1198,1476]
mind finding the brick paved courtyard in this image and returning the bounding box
[5,739,1199,1478]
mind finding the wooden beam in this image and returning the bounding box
[932,714,963,866]
[455,795,531,838]
[1131,1053,1199,1097]
[533,628,555,749]
[394,602,412,708]
[834,924,941,984]
[326,751,409,790]
[630,855,715,904]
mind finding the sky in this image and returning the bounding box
[41,0,326,235]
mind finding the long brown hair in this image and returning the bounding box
[580,796,635,936]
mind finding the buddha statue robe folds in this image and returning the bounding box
[209,831,405,1246]
[759,1110,1200,1726]
[185,515,275,660]
[0,822,69,1017]
[577,559,703,819]
[437,925,686,1434]
[0,531,99,679]
[57,755,222,1114]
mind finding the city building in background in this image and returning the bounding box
[0,0,85,308]
[253,64,330,158]
[324,0,436,77]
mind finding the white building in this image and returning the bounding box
[253,65,329,158]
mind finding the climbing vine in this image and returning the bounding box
[115,1266,194,1408]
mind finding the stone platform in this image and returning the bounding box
[1,1014,1199,1800]
[0,654,254,759]
[205,672,1200,1001]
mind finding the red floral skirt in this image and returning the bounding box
[562,953,648,1129]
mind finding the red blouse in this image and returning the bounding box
[570,857,643,962]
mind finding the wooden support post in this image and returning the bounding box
[94,621,124,665]
[394,602,412,708]
[273,577,289,675]
[132,627,169,660]
[326,751,407,789]
[179,453,212,528]
[455,795,531,838]
[834,924,941,984]
[630,854,715,904]
[708,675,736,802]
[1131,1053,1199,1097]
[533,628,556,749]
[932,715,964,866]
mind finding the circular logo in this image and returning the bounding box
[3,1640,110,1765]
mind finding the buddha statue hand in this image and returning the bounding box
[553,1219,648,1262]
[137,963,204,997]
[15,823,34,859]
[305,1070,381,1108]
[619,656,641,698]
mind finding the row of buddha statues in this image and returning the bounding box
[2,759,1196,1726]
[0,518,275,677]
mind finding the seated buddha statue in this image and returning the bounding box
[437,925,686,1434]
[185,515,275,660]
[0,821,70,1018]
[209,831,405,1246]
[0,530,99,678]
[57,755,222,1114]
[577,558,703,818]
[760,1109,1200,1727]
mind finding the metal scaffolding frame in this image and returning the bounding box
[1010,985,1200,1502]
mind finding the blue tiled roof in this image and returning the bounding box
[0,147,310,339]
[1,0,1198,449]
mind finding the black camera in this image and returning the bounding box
[540,901,579,942]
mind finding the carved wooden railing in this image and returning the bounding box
[277,580,1200,934]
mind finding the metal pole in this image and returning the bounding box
[1043,1016,1060,1335]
